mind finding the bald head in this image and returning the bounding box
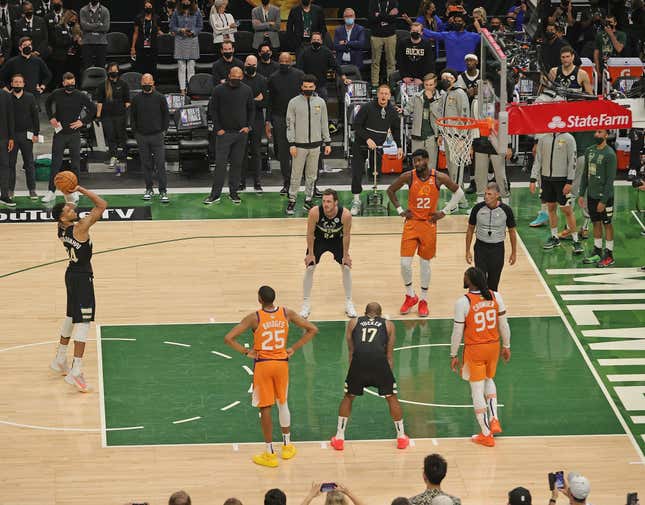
[229,66,243,80]
[278,52,291,65]
[141,73,154,86]
[365,302,382,317]
[344,7,355,16]
[245,55,257,66]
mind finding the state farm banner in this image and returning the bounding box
[507,99,632,135]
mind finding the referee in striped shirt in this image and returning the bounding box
[465,182,517,291]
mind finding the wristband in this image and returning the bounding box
[396,206,404,215]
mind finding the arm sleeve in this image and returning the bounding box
[130,97,137,132]
[80,8,99,31]
[286,98,296,145]
[31,97,40,135]
[246,88,255,126]
[391,108,401,141]
[169,11,178,34]
[422,29,445,41]
[602,151,617,203]
[530,137,541,182]
[566,135,577,183]
[579,149,589,196]
[100,7,110,32]
[350,26,367,49]
[450,297,469,356]
[40,58,52,86]
[353,104,369,142]
[468,204,479,226]
[161,94,170,131]
[499,314,511,348]
[194,11,203,34]
[6,93,14,138]
[45,90,55,119]
[321,101,330,144]
[503,204,517,228]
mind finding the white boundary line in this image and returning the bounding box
[172,416,202,424]
[516,234,645,463]
[96,325,107,448]
[211,350,232,359]
[163,341,191,347]
[632,210,645,231]
[220,401,241,411]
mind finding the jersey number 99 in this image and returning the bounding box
[474,309,497,332]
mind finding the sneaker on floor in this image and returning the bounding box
[313,188,323,199]
[330,437,344,451]
[230,193,241,205]
[65,371,89,392]
[471,432,495,447]
[583,249,602,264]
[465,180,477,194]
[281,444,296,460]
[254,183,263,194]
[252,452,279,468]
[238,183,246,192]
[529,210,549,227]
[0,196,16,207]
[345,300,357,318]
[279,186,289,196]
[397,435,410,449]
[286,200,296,215]
[489,418,502,434]
[400,294,419,315]
[543,236,561,250]
[108,156,117,168]
[558,228,572,241]
[322,165,342,174]
[49,358,69,376]
[303,199,314,211]
[143,189,153,201]
[41,190,55,203]
[29,190,38,200]
[597,253,615,268]
[418,299,429,317]
[350,199,361,216]
[159,192,169,204]
[572,241,584,255]
[640,265,645,272]
[203,195,221,205]
[299,301,311,319]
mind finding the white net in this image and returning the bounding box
[436,117,477,173]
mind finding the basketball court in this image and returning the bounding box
[1,184,644,505]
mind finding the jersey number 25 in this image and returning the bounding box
[261,329,286,350]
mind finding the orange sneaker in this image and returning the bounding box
[418,300,429,317]
[400,295,419,315]
[471,432,495,447]
[330,437,344,451]
[397,435,410,449]
[489,418,502,434]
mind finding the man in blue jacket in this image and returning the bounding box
[423,11,480,73]
[333,8,366,69]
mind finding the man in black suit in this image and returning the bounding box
[0,89,15,207]
[286,0,326,55]
[0,0,20,51]
[12,1,49,59]
[33,0,54,18]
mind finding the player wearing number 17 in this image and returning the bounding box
[49,186,108,392]
[449,267,511,448]
[386,148,465,317]
[224,286,318,468]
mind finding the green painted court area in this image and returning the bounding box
[99,317,623,447]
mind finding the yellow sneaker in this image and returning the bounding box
[281,444,297,460]
[252,452,279,468]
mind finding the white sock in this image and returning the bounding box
[484,378,498,419]
[336,416,348,439]
[471,380,490,436]
[353,194,360,202]
[420,288,428,301]
[419,258,430,298]
[541,203,547,212]
[341,265,352,300]
[56,343,68,362]
[606,240,613,252]
[282,432,291,446]
[266,442,274,454]
[401,257,413,295]
[572,232,579,242]
[594,238,602,249]
[394,419,405,438]
[405,284,415,297]
[582,218,589,230]
[303,265,315,300]
[71,357,82,375]
[551,227,558,238]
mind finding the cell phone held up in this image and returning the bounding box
[320,483,337,493]
[627,492,639,505]
[548,471,565,491]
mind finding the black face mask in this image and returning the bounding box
[311,41,322,50]
[260,52,271,62]
[108,71,119,79]
[144,7,153,13]
[546,31,556,39]
[142,84,153,92]
[21,45,32,55]
[410,32,421,41]
[229,78,241,88]
[594,136,604,145]
[280,63,290,72]
[438,78,451,91]
[64,84,75,92]
[244,65,256,76]
[53,3,62,11]
[222,52,233,60]
[12,86,24,93]
[302,89,313,96]
[24,11,34,18]
[490,25,500,31]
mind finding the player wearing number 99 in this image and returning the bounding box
[449,267,511,448]
[49,186,108,393]
[330,302,409,451]
[224,286,318,468]
[387,148,464,318]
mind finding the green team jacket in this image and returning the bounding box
[579,144,616,204]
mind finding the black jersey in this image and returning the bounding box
[460,70,480,92]
[351,316,389,356]
[58,225,93,274]
[314,205,344,241]
[554,65,582,90]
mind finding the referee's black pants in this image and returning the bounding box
[474,240,505,292]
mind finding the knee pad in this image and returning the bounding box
[60,316,73,339]
[73,322,90,343]
[277,401,291,428]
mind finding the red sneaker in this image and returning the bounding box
[400,295,419,314]
[471,432,495,447]
[397,435,410,449]
[418,300,429,317]
[489,418,502,434]
[330,437,344,451]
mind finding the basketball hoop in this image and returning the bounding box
[435,117,495,174]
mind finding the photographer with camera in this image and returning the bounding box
[548,472,590,505]
[300,482,366,505]
[593,14,625,76]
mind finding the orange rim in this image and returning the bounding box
[435,117,495,136]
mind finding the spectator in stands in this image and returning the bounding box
[44,0,63,44]
[300,482,367,505]
[9,74,39,200]
[257,41,278,78]
[79,0,109,70]
[212,40,243,85]
[13,2,48,58]
[489,17,502,32]
[159,0,175,33]
[0,86,15,207]
[241,54,267,193]
[209,0,236,51]
[593,14,625,75]
[265,488,286,505]
[350,83,401,216]
[0,36,51,96]
[130,73,170,203]
[168,490,191,505]
[411,72,441,167]
[131,1,160,79]
[0,18,11,66]
[251,0,280,51]
[409,453,461,505]
[285,73,330,215]
[297,31,346,101]
[368,0,399,87]
[170,0,202,96]
[540,22,577,76]
[403,1,445,34]
[286,0,326,55]
[504,11,517,32]
[333,8,366,69]
[96,62,130,171]
[49,9,81,87]
[549,472,590,505]
[0,0,20,50]
[423,12,480,73]
[43,71,96,203]
[458,53,479,102]
[470,7,487,31]
[397,22,435,85]
[507,487,531,505]
[266,52,304,195]
[391,499,411,505]
[204,66,254,205]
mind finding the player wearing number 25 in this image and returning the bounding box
[387,148,464,318]
[224,285,318,468]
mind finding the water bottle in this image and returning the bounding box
[384,129,394,147]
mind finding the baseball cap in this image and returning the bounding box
[508,487,532,505]
[568,473,591,501]
[464,53,478,62]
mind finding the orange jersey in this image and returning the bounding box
[464,291,500,345]
[253,307,289,360]
[407,169,440,221]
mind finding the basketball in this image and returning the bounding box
[54,171,78,194]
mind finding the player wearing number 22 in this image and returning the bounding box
[224,286,318,468]
[449,267,511,447]
[387,148,465,317]
[49,187,108,393]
